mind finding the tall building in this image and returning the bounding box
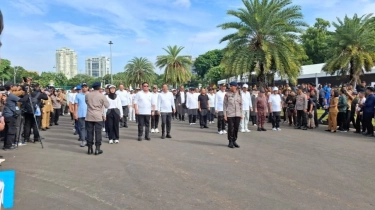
[55,47,78,79]
[85,56,110,78]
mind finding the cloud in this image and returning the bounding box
[135,39,151,44]
[174,0,191,8]
[9,0,47,15]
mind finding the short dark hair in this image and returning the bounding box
[333,90,339,97]
[142,82,148,87]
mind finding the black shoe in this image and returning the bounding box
[166,134,172,138]
[145,137,151,141]
[78,138,82,141]
[3,146,15,151]
[87,146,93,155]
[228,141,234,148]
[49,124,53,126]
[204,126,209,128]
[325,130,330,132]
[41,128,46,131]
[94,146,103,155]
[138,137,142,141]
[74,131,77,135]
[161,134,165,139]
[46,127,50,129]
[233,141,240,148]
[55,123,59,125]
[257,127,262,131]
[261,128,267,131]
[33,139,39,143]
[123,125,128,128]
[302,127,307,130]
[200,126,204,129]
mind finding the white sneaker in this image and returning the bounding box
[209,121,212,124]
[211,121,215,124]
[254,124,257,126]
[151,129,155,133]
[102,128,105,132]
[241,129,246,133]
[155,128,159,133]
[114,140,119,144]
[277,128,281,131]
[223,130,227,134]
[109,140,113,144]
[272,128,277,131]
[190,123,193,125]
[218,131,223,135]
[246,129,251,132]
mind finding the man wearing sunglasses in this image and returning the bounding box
[134,82,156,141]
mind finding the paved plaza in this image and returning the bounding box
[1,116,375,210]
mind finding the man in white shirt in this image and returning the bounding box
[240,84,252,132]
[134,82,156,141]
[151,85,160,133]
[207,88,216,124]
[176,86,186,121]
[215,84,227,134]
[129,90,135,121]
[158,84,175,139]
[268,87,282,131]
[186,88,199,125]
[116,84,131,128]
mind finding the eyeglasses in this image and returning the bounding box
[143,85,149,87]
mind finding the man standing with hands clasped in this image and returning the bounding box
[158,84,175,139]
[223,82,243,149]
[134,82,156,141]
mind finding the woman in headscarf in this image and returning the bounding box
[104,85,123,144]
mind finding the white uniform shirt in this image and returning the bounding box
[158,91,175,113]
[131,94,136,105]
[152,92,159,111]
[186,92,199,109]
[215,90,226,111]
[134,91,156,115]
[116,90,131,106]
[268,94,282,112]
[208,93,215,108]
[104,95,123,116]
[241,91,252,111]
[68,93,77,105]
[180,91,185,104]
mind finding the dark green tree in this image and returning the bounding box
[193,49,224,77]
[301,18,331,64]
[205,66,225,85]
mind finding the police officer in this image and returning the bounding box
[223,82,243,148]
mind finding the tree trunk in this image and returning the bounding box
[349,59,355,85]
[257,63,266,88]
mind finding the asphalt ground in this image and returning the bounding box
[1,115,375,210]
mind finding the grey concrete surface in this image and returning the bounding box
[1,116,375,210]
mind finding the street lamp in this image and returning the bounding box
[13,67,18,84]
[109,41,113,84]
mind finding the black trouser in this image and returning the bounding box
[338,111,346,130]
[138,115,151,137]
[174,111,178,120]
[122,106,129,127]
[15,115,23,144]
[151,111,160,129]
[161,113,172,134]
[23,113,40,141]
[227,117,241,141]
[296,110,307,127]
[200,109,208,127]
[288,109,296,125]
[86,121,103,146]
[314,107,318,127]
[350,111,356,130]
[271,112,281,128]
[188,114,196,123]
[355,114,365,133]
[51,108,60,124]
[4,116,17,148]
[107,109,120,140]
[282,108,287,121]
[363,113,374,135]
[217,112,226,131]
[251,115,257,125]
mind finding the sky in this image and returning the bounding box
[1,0,375,75]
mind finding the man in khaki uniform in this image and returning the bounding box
[223,82,243,149]
[41,91,53,130]
[85,82,109,155]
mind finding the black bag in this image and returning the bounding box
[308,113,313,118]
[22,92,40,114]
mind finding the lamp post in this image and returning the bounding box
[13,66,18,84]
[109,41,113,84]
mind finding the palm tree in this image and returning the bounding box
[323,14,375,85]
[218,0,307,86]
[124,57,156,88]
[155,45,192,86]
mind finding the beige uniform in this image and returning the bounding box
[41,96,53,129]
[223,92,243,117]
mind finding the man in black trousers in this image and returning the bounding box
[198,88,210,129]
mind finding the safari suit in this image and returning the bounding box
[42,96,53,129]
[223,92,242,142]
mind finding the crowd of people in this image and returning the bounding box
[1,78,375,156]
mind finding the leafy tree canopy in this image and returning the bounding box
[194,49,224,77]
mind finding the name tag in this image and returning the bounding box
[15,107,19,111]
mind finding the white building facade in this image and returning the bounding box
[55,47,78,79]
[85,56,110,78]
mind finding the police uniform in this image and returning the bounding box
[223,82,242,148]
[41,94,53,130]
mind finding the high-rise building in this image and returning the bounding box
[55,47,78,79]
[85,56,110,78]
